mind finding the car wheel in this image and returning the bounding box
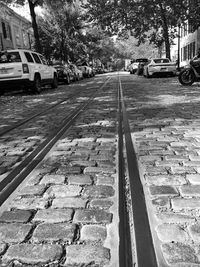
[51,75,58,89]
[33,75,42,93]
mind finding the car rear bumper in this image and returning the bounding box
[0,79,33,89]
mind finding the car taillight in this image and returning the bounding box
[22,63,29,73]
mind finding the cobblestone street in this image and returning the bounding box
[1,73,200,266]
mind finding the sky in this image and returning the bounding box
[10,2,42,21]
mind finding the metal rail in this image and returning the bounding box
[118,75,158,267]
[0,89,85,137]
[0,77,111,206]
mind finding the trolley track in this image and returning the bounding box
[0,80,107,138]
[118,75,158,267]
[0,77,111,206]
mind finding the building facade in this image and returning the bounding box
[0,3,32,51]
[171,21,200,67]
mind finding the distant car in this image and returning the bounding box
[78,62,94,78]
[0,49,58,94]
[69,64,83,81]
[53,62,73,84]
[129,58,148,74]
[143,58,177,78]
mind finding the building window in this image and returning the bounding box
[1,21,12,40]
[13,25,20,46]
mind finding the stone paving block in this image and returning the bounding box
[44,185,82,198]
[84,166,115,174]
[56,166,81,175]
[155,212,195,224]
[70,160,96,167]
[152,197,170,209]
[2,243,63,264]
[184,161,200,167]
[90,199,114,209]
[96,175,115,185]
[0,210,32,223]
[186,174,200,184]
[80,224,107,241]
[0,223,32,243]
[165,155,189,161]
[75,137,96,143]
[52,197,87,209]
[67,174,92,185]
[172,198,200,210]
[155,161,179,167]
[149,185,178,196]
[9,197,48,210]
[64,244,110,266]
[156,223,189,242]
[145,167,168,175]
[171,166,196,174]
[145,175,186,186]
[139,155,161,162]
[40,174,65,184]
[83,185,115,198]
[33,208,73,223]
[188,223,200,242]
[32,223,76,242]
[161,242,199,265]
[189,155,200,161]
[180,185,200,197]
[73,209,112,224]
[18,184,46,196]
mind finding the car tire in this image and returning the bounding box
[51,75,58,89]
[33,75,42,93]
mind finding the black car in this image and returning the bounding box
[53,63,73,84]
[136,58,149,75]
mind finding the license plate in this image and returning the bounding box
[0,69,8,74]
[161,67,167,70]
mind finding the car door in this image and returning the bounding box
[31,52,45,81]
[39,55,52,81]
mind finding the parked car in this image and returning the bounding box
[129,58,148,74]
[143,58,177,78]
[78,62,94,78]
[52,62,74,84]
[69,64,83,81]
[0,49,58,94]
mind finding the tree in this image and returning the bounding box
[1,0,75,53]
[83,0,189,59]
[38,0,86,61]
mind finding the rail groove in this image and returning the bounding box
[118,75,158,267]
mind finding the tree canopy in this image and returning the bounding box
[83,0,198,59]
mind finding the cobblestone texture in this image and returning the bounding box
[128,76,200,266]
[0,78,118,266]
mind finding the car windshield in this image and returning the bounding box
[0,51,21,63]
[153,59,170,63]
[136,58,148,63]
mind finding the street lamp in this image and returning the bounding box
[177,18,182,71]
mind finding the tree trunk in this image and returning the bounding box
[159,3,171,59]
[28,0,42,53]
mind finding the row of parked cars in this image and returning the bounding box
[0,49,96,94]
[128,57,177,77]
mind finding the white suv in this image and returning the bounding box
[0,49,58,94]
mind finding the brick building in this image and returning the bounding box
[0,3,32,51]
